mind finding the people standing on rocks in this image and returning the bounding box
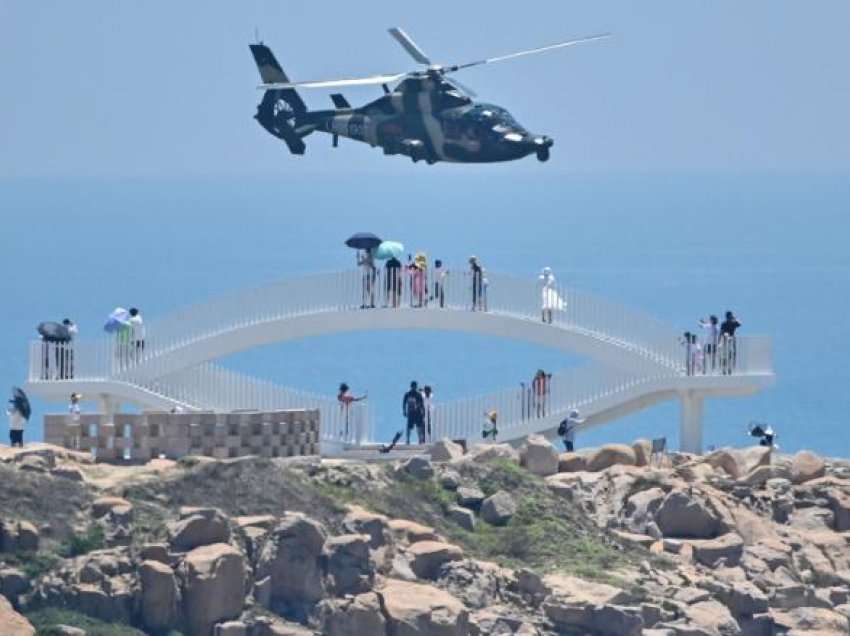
[128,308,145,362]
[358,249,377,309]
[385,256,402,308]
[558,409,585,452]
[6,402,27,448]
[720,311,742,374]
[698,315,719,373]
[482,410,498,440]
[337,383,367,439]
[469,256,484,311]
[402,381,426,445]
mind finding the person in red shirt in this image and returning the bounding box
[337,383,366,438]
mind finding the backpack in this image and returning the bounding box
[557,420,567,436]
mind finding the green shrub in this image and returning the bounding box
[58,525,105,558]
[26,607,149,635]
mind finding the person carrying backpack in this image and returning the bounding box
[557,409,585,452]
[482,410,499,440]
[402,381,426,444]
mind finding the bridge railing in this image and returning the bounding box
[145,363,373,445]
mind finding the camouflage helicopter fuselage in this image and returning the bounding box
[251,44,554,165]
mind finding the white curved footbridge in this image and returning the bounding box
[26,270,774,454]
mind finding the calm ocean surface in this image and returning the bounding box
[1,174,848,455]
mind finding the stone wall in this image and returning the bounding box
[43,410,320,462]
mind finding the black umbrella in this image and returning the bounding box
[345,232,383,250]
[37,321,72,343]
[10,387,31,420]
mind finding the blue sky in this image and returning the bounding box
[2,0,849,177]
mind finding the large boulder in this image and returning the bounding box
[655,490,724,539]
[139,560,180,632]
[168,507,231,552]
[543,575,641,636]
[319,592,386,636]
[255,512,327,608]
[586,444,637,472]
[0,595,35,636]
[408,541,464,580]
[379,579,470,635]
[388,519,441,545]
[678,599,740,635]
[343,506,391,550]
[480,491,517,526]
[91,497,133,525]
[706,446,772,479]
[447,506,476,532]
[558,453,588,473]
[181,543,246,636]
[464,444,519,465]
[690,533,745,567]
[632,439,652,467]
[456,487,485,511]
[623,487,665,535]
[791,450,826,484]
[402,456,435,480]
[431,439,464,462]
[520,434,559,476]
[323,534,375,596]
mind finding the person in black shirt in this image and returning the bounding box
[469,256,484,311]
[385,257,402,307]
[720,311,741,374]
[402,381,426,444]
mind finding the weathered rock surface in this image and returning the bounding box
[380,578,470,636]
[255,512,327,608]
[319,592,386,636]
[0,594,35,636]
[181,543,246,636]
[323,533,375,595]
[557,452,587,473]
[448,505,476,531]
[791,450,826,484]
[408,541,464,580]
[168,507,230,551]
[586,444,637,472]
[431,439,465,462]
[520,434,559,476]
[480,491,517,526]
[139,560,179,632]
[403,456,435,480]
[655,490,724,539]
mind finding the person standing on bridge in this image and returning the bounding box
[128,308,145,362]
[558,409,585,452]
[402,381,426,445]
[432,259,447,308]
[720,311,742,374]
[469,256,484,311]
[385,256,402,308]
[539,267,564,324]
[532,369,551,417]
[358,249,377,309]
[698,315,720,373]
[421,385,434,442]
[338,383,367,439]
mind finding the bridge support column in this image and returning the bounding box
[99,395,121,424]
[679,391,704,455]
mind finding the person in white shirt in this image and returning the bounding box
[539,267,565,324]
[128,308,145,361]
[698,315,719,372]
[421,386,434,442]
[7,406,26,448]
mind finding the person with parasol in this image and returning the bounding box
[375,241,405,307]
[346,233,382,309]
[7,387,31,448]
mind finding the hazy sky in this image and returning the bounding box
[1,1,849,177]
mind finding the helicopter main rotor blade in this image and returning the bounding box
[388,27,432,65]
[259,72,409,90]
[448,33,611,72]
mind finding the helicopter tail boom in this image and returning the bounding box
[250,43,312,155]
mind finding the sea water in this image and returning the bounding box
[1,174,847,455]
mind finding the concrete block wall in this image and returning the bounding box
[43,409,321,462]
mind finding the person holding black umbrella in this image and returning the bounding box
[7,388,31,448]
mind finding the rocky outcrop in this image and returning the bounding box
[586,444,637,472]
[655,490,724,539]
[431,439,465,462]
[319,592,386,636]
[463,443,519,465]
[448,506,476,531]
[558,452,587,473]
[480,491,517,526]
[408,541,464,580]
[323,533,375,595]
[255,513,327,609]
[139,560,180,632]
[181,543,246,636]
[520,435,559,477]
[0,594,35,636]
[168,507,231,552]
[380,578,470,635]
[791,450,826,484]
[402,456,435,480]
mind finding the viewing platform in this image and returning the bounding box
[26,269,774,455]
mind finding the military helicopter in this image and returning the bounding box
[250,28,609,165]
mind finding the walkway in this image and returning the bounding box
[25,269,774,453]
